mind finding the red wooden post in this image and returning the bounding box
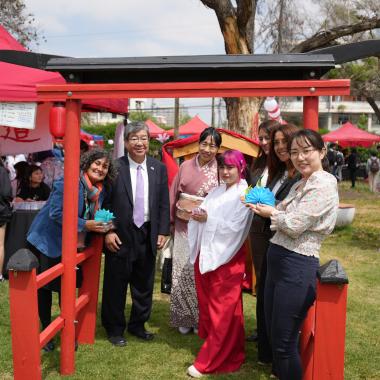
[76,235,104,344]
[300,300,316,380]
[60,99,81,375]
[8,270,41,380]
[313,283,348,380]
[303,96,319,131]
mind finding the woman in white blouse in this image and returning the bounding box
[187,150,253,378]
[249,129,339,380]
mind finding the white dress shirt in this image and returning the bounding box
[128,154,150,222]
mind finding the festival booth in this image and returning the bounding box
[0,49,353,380]
[323,121,380,147]
[162,129,260,291]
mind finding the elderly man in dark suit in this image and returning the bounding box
[101,121,170,347]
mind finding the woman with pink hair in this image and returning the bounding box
[187,150,253,378]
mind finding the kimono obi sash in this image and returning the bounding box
[176,193,204,221]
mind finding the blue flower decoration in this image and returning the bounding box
[245,187,275,206]
[94,209,115,222]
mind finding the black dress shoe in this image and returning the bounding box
[108,335,127,347]
[246,333,258,342]
[127,328,154,341]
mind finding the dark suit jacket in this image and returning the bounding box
[105,155,170,258]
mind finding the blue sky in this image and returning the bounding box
[24,0,228,123]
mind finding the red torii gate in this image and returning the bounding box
[7,77,350,379]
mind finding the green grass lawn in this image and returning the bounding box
[0,181,379,379]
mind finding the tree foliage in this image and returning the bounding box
[0,0,44,48]
[328,57,380,121]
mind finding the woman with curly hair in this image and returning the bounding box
[27,149,117,352]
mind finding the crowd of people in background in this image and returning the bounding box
[327,142,380,191]
[0,121,379,380]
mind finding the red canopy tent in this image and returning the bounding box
[166,115,209,136]
[323,121,380,147]
[145,119,165,137]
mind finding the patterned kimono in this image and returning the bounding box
[169,155,218,328]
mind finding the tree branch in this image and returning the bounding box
[366,96,380,123]
[291,16,380,53]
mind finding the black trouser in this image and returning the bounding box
[252,232,272,363]
[265,244,318,380]
[349,168,357,187]
[101,223,155,337]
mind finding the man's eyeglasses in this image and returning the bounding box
[129,136,149,143]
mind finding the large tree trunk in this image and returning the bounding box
[201,0,259,137]
[225,97,261,139]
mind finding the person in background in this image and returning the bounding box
[80,140,90,155]
[169,127,221,335]
[101,121,170,347]
[347,147,359,188]
[10,160,29,198]
[187,150,253,378]
[0,157,13,282]
[27,149,116,351]
[250,129,339,380]
[15,165,51,202]
[335,146,345,182]
[366,150,380,192]
[327,143,337,176]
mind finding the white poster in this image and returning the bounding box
[0,102,37,129]
[0,103,53,155]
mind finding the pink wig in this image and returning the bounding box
[217,149,247,179]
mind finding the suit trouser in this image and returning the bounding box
[264,243,318,380]
[101,223,155,336]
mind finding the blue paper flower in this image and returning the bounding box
[94,209,115,222]
[245,187,275,206]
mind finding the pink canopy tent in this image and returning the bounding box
[0,26,128,113]
[166,115,209,136]
[323,121,380,148]
[0,26,128,154]
[145,119,165,138]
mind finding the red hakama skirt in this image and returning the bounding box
[193,247,246,374]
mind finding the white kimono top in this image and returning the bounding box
[188,179,253,274]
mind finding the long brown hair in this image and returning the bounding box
[251,120,280,175]
[267,123,301,184]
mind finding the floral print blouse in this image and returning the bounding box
[270,170,339,258]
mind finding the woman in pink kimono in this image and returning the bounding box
[169,128,221,334]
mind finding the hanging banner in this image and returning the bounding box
[0,102,37,129]
[0,103,53,155]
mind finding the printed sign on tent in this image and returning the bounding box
[0,103,53,155]
[0,102,37,129]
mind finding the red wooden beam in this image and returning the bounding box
[36,79,350,101]
[36,263,64,289]
[39,316,65,349]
